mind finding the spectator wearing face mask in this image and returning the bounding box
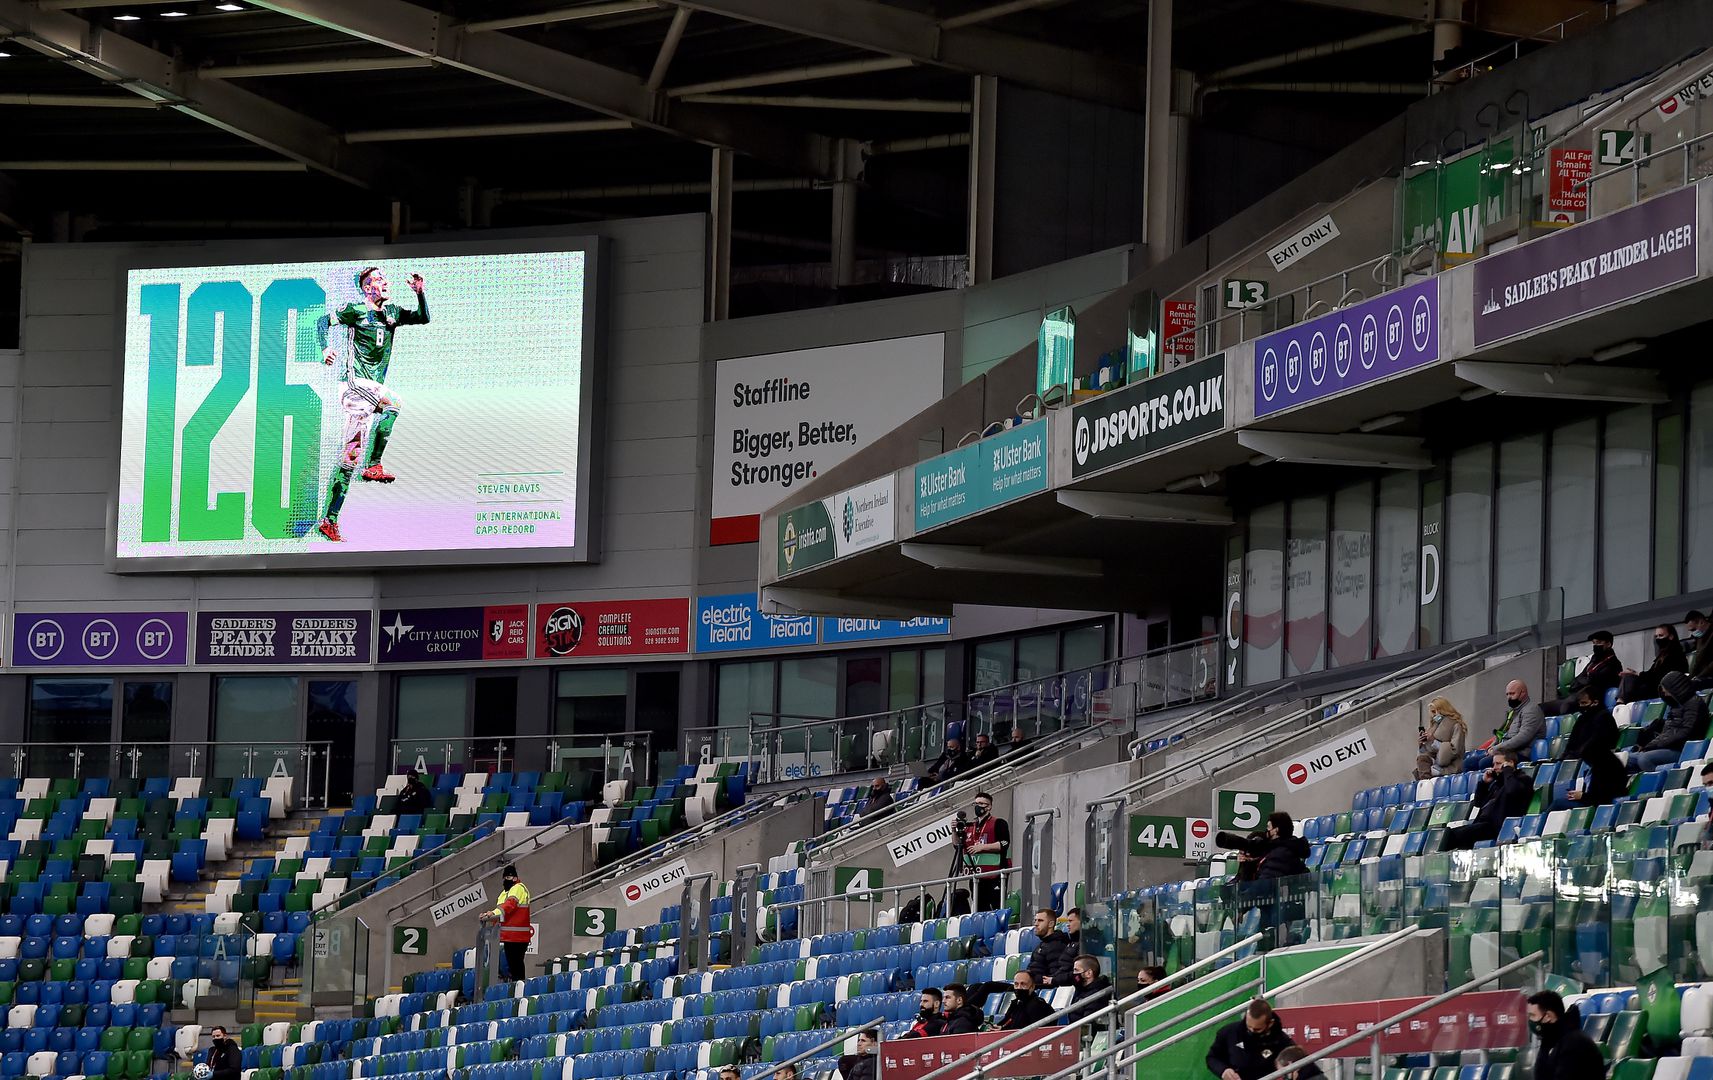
[1688,611,1713,691]
[1413,697,1468,780]
[1552,685,1625,810]
[992,971,1054,1030]
[1206,998,1321,1080]
[1700,763,1713,850]
[968,733,999,769]
[925,738,967,786]
[860,777,894,819]
[961,792,1009,911]
[1526,991,1603,1080]
[1542,631,1622,715]
[1619,624,1688,704]
[1486,680,1545,761]
[1442,748,1532,850]
[901,989,944,1039]
[1626,671,1709,773]
[1065,954,1113,1027]
[1136,965,1169,997]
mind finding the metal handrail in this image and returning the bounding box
[391,731,653,785]
[1430,4,1611,87]
[764,1018,883,1078]
[367,818,581,921]
[529,787,814,920]
[1578,132,1713,193]
[913,983,1115,1080]
[1250,950,1544,1080]
[1125,682,1298,758]
[1111,631,1527,806]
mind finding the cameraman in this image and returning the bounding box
[1216,812,1308,946]
[960,792,1010,912]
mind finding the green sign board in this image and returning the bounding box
[1401,139,1513,258]
[1597,129,1651,166]
[913,421,1049,531]
[573,906,617,938]
[777,478,895,576]
[833,866,885,899]
[1215,790,1275,832]
[1222,279,1269,311]
[1127,814,1214,859]
[392,925,429,956]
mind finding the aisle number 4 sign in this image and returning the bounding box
[574,906,617,938]
[833,866,885,899]
[1128,815,1215,859]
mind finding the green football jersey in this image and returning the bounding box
[326,294,429,383]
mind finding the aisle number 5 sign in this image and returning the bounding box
[1216,790,1276,832]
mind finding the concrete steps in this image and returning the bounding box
[156,808,344,914]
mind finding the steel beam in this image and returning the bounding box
[1056,491,1233,524]
[1288,0,1434,16]
[1452,361,1668,404]
[0,0,430,199]
[346,119,629,142]
[1237,431,1432,469]
[761,587,952,620]
[668,0,1144,110]
[898,543,1102,577]
[249,0,840,179]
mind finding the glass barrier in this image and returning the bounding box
[0,740,331,809]
[390,732,652,789]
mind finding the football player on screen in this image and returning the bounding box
[314,266,428,543]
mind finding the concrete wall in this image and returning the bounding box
[1272,928,1447,1007]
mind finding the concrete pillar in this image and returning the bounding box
[1433,0,1464,64]
[1143,0,1184,259]
[708,147,733,321]
[830,138,860,290]
[966,74,998,286]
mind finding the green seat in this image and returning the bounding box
[1611,1063,1655,1080]
[135,980,158,1005]
[16,959,43,983]
[208,797,237,819]
[101,1026,129,1052]
[126,1048,150,1079]
[43,881,76,915]
[49,958,74,982]
[8,858,39,884]
[114,913,142,936]
[0,983,12,1007]
[59,1003,83,1027]
[127,1027,155,1052]
[241,1024,263,1048]
[109,882,142,917]
[1606,1010,1644,1061]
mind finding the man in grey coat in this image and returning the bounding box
[1492,680,1546,760]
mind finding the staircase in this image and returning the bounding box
[158,808,333,913]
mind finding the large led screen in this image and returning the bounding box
[115,242,598,569]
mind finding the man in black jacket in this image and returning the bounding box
[901,990,944,1039]
[1065,955,1113,1028]
[1528,991,1604,1080]
[940,983,986,1035]
[1255,813,1309,880]
[207,1027,242,1080]
[837,1029,878,1080]
[1206,999,1320,1080]
[1688,610,1713,691]
[1553,688,1625,810]
[1443,748,1533,850]
[396,771,432,816]
[1627,671,1710,773]
[1026,908,1074,987]
[925,739,967,785]
[990,971,1054,1030]
[860,778,894,819]
[1544,631,1623,714]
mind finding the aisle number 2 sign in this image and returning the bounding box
[574,906,617,938]
[393,926,428,956]
[1215,790,1276,832]
[1128,815,1214,859]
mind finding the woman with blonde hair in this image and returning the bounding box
[1414,697,1468,780]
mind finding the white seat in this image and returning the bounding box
[280,835,309,860]
[28,1051,58,1076]
[202,818,234,862]
[297,857,332,881]
[262,1022,290,1046]
[380,775,408,796]
[249,932,275,959]
[502,812,531,830]
[364,814,397,838]
[602,780,631,805]
[1683,1037,1713,1059]
[110,979,138,1005]
[1653,1059,1692,1080]
[0,938,18,961]
[138,860,170,903]
[17,779,47,801]
[213,911,243,935]
[174,1026,202,1057]
[85,798,116,822]
[1640,797,1671,825]
[170,776,204,801]
[386,835,419,859]
[84,839,114,860]
[1683,983,1713,1036]
[8,819,41,843]
[6,1004,35,1028]
[263,776,292,818]
[180,978,214,1010]
[107,936,134,960]
[82,913,114,938]
[146,956,173,980]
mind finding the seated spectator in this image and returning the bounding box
[1442,748,1532,850]
[1413,698,1468,780]
[774,1066,798,1080]
[1063,906,1084,960]
[1702,762,1713,850]
[396,770,432,815]
[1277,1047,1309,1080]
[967,733,1000,769]
[1689,610,1713,691]
[1254,812,1309,880]
[1026,908,1073,986]
[860,777,894,818]
[1619,624,1687,703]
[1007,726,1031,755]
[1553,685,1625,810]
[1486,680,1545,761]
[1136,965,1168,995]
[1206,998,1321,1080]
[1543,631,1622,714]
[1626,670,1709,773]
[1065,954,1112,1027]
[719,1068,740,1080]
[1527,991,1603,1080]
[940,983,985,1035]
[925,738,967,785]
[837,1029,877,1080]
[902,990,944,1039]
[988,970,1053,1030]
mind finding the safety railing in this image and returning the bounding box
[683,701,954,786]
[390,731,652,788]
[1579,132,1713,212]
[966,635,1219,739]
[1125,681,1298,759]
[0,739,335,810]
[767,866,1024,942]
[1430,4,1614,89]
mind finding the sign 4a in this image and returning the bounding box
[1127,814,1214,859]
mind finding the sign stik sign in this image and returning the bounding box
[533,598,690,659]
[710,334,943,545]
[1278,727,1375,790]
[196,610,371,665]
[620,858,690,907]
[1267,214,1341,272]
[378,605,529,665]
[1472,185,1697,347]
[888,814,963,867]
[914,421,1049,531]
[1071,355,1226,478]
[12,611,188,667]
[777,476,895,576]
[1255,278,1439,418]
[429,882,488,927]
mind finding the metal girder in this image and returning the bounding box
[0,0,431,200]
[898,543,1102,577]
[1288,0,1434,16]
[1056,491,1233,524]
[1453,361,1668,404]
[1237,431,1432,469]
[668,0,1145,110]
[249,0,841,179]
[760,587,952,620]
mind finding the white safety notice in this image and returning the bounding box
[1267,214,1341,273]
[621,858,691,907]
[1278,727,1375,790]
[887,814,963,867]
[429,882,488,927]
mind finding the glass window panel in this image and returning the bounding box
[1062,624,1107,672]
[121,682,172,781]
[1016,634,1057,682]
[1601,406,1652,610]
[1446,444,1494,639]
[554,667,626,737]
[1285,495,1328,676]
[1549,419,1598,615]
[1244,502,1285,685]
[1656,413,1683,599]
[780,657,836,719]
[889,650,921,710]
[716,662,773,729]
[1494,434,1543,613]
[396,673,467,773]
[922,648,946,703]
[214,676,298,779]
[307,680,357,806]
[1374,473,1418,657]
[29,679,111,775]
[1328,482,1372,668]
[972,640,1013,693]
